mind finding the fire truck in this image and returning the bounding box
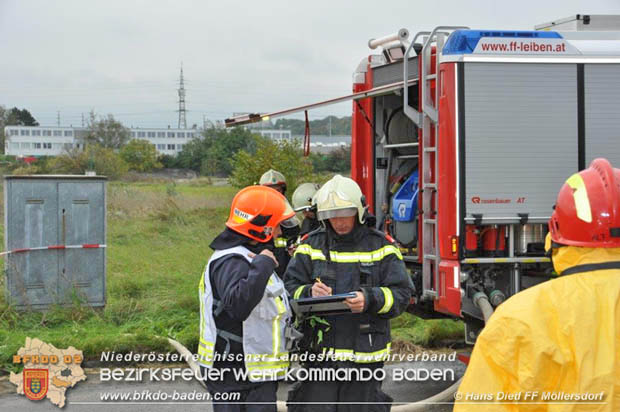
[226,15,620,343]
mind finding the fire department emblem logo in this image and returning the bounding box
[24,369,48,401]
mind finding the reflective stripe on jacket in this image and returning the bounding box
[284,225,414,363]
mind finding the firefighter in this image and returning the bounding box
[260,169,300,277]
[291,182,321,237]
[259,169,287,195]
[198,185,297,412]
[284,175,414,412]
[455,158,620,412]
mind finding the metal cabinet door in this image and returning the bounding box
[6,181,59,307]
[585,64,620,166]
[58,182,106,306]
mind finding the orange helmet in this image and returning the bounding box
[226,186,296,243]
[549,158,620,248]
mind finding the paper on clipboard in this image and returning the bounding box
[290,292,357,316]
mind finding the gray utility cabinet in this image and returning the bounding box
[4,175,107,309]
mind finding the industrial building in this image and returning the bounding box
[3,125,198,157]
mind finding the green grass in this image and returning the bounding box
[391,313,464,348]
[0,181,463,373]
[0,183,235,373]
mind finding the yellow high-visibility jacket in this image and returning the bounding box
[455,246,620,412]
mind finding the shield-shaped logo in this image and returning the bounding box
[24,369,48,401]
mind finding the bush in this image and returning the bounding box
[120,139,163,172]
[47,145,129,179]
[158,154,179,169]
[229,137,313,194]
[176,127,257,177]
[12,165,40,175]
[309,146,351,173]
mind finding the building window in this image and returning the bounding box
[157,132,165,138]
[53,130,62,136]
[34,143,42,149]
[43,130,51,136]
[64,143,73,150]
[20,142,31,149]
[187,132,194,138]
[20,130,30,136]
[9,143,19,150]
[53,143,62,150]
[177,132,185,138]
[157,144,165,150]
[177,144,184,151]
[64,130,73,137]
[167,144,175,150]
[10,129,19,136]
[32,130,41,136]
[167,132,175,138]
[131,132,136,138]
[147,131,155,138]
[138,131,145,138]
[43,143,52,149]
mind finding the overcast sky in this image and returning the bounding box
[1,0,619,129]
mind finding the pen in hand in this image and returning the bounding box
[311,277,332,297]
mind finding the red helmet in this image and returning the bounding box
[226,185,296,243]
[549,158,620,248]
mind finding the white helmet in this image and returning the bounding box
[292,183,320,212]
[315,175,366,224]
[259,169,286,187]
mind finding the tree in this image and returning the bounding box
[273,116,351,136]
[175,133,212,172]
[205,127,257,176]
[309,146,351,173]
[5,107,39,126]
[230,137,313,195]
[120,139,162,172]
[47,145,128,179]
[85,111,129,149]
[0,105,7,154]
[1,106,39,154]
[175,126,256,176]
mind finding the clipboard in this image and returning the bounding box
[291,292,357,316]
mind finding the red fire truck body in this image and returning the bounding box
[351,18,620,342]
[226,15,620,343]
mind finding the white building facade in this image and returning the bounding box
[253,129,292,141]
[3,126,198,157]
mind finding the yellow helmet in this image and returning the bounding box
[315,175,366,224]
[292,183,320,212]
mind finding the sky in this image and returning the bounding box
[1,0,619,129]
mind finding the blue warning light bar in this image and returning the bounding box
[443,30,563,55]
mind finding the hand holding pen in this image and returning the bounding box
[311,277,333,297]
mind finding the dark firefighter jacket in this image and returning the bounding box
[299,216,320,237]
[284,223,414,363]
[207,228,277,369]
[274,225,300,278]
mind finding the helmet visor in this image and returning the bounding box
[278,199,299,228]
[281,215,300,228]
[317,207,357,221]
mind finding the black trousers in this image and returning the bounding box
[203,367,278,412]
[287,363,392,412]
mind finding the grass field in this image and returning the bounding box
[0,180,463,373]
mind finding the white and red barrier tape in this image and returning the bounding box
[0,244,106,257]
